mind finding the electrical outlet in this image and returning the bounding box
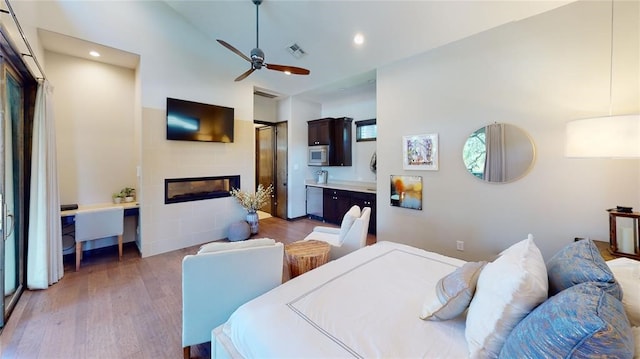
[456,240,464,251]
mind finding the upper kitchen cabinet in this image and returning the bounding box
[308,117,352,166]
[308,118,333,145]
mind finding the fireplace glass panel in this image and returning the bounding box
[165,175,240,204]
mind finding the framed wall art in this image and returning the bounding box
[390,175,422,210]
[402,133,438,170]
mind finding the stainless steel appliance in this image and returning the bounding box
[308,145,329,166]
[316,170,328,184]
[306,186,323,220]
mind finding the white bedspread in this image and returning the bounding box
[217,241,469,358]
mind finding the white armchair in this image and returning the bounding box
[303,205,371,260]
[182,238,284,359]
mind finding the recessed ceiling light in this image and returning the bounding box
[353,33,364,45]
[284,71,291,75]
[89,50,100,57]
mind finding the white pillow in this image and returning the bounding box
[607,257,640,326]
[197,237,276,254]
[420,261,487,321]
[339,205,361,241]
[465,234,548,359]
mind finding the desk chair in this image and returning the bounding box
[74,206,124,271]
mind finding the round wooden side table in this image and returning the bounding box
[285,240,331,278]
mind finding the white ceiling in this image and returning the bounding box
[38,0,576,103]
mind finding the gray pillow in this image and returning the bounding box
[420,261,487,321]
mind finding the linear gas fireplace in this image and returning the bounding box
[164,175,240,204]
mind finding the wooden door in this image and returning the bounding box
[275,122,288,219]
[255,126,275,214]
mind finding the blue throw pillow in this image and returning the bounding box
[546,239,622,300]
[499,282,634,358]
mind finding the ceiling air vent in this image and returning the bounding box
[254,90,279,99]
[287,43,306,59]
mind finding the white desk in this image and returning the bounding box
[61,201,140,218]
[61,202,140,255]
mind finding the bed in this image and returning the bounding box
[211,239,639,359]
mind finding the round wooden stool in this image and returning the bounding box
[285,240,331,278]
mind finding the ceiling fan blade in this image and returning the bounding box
[217,39,251,63]
[235,68,256,82]
[265,63,310,75]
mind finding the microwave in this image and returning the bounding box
[308,145,329,166]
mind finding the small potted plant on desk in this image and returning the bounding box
[121,187,136,203]
[112,192,125,204]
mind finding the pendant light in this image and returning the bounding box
[565,0,640,158]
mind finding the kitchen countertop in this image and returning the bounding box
[305,180,376,194]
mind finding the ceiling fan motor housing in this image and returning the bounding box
[251,48,265,69]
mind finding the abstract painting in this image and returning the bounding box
[402,133,438,170]
[390,175,422,210]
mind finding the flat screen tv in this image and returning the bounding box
[166,97,234,143]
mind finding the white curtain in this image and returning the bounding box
[484,123,506,182]
[27,80,62,289]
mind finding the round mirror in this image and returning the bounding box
[462,123,535,183]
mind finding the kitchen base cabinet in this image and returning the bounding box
[320,188,376,234]
[351,192,376,235]
[322,188,352,224]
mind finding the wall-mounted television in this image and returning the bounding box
[166,97,234,143]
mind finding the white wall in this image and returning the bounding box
[282,97,321,218]
[254,95,277,123]
[377,0,640,261]
[47,51,137,205]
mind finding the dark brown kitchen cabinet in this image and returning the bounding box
[308,117,352,166]
[331,117,352,166]
[350,192,376,234]
[308,118,332,145]
[322,188,353,224]
[321,188,376,234]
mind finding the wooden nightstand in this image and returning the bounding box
[608,210,640,260]
[593,240,617,261]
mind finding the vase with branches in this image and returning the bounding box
[229,184,274,233]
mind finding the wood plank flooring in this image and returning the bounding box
[0,216,375,359]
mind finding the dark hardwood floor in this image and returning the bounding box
[0,216,375,359]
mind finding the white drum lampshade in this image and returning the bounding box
[565,114,640,158]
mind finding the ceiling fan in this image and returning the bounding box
[217,0,310,82]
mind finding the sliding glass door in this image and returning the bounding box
[1,63,27,329]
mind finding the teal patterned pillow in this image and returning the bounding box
[499,282,634,358]
[546,239,622,300]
